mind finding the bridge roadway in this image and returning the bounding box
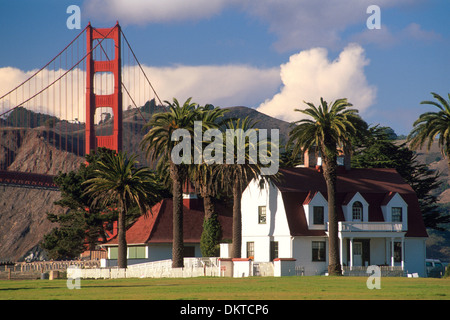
[0,170,58,190]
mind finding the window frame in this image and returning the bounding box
[270,241,279,261]
[247,241,255,259]
[392,207,403,222]
[258,206,267,224]
[312,241,326,262]
[352,201,363,221]
[313,206,325,225]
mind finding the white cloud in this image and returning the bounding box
[138,64,280,108]
[84,0,231,24]
[0,67,86,122]
[0,64,281,121]
[0,45,375,124]
[257,44,377,122]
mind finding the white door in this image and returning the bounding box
[353,242,362,266]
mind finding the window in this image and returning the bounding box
[270,241,279,261]
[352,201,363,221]
[312,241,326,261]
[247,242,254,259]
[392,207,402,222]
[258,206,266,224]
[109,247,118,259]
[128,246,146,259]
[183,246,195,258]
[313,206,324,225]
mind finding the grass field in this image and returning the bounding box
[0,276,449,300]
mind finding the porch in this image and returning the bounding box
[337,221,406,270]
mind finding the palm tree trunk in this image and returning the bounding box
[203,194,215,221]
[170,162,184,268]
[322,155,342,276]
[231,175,242,258]
[117,205,128,269]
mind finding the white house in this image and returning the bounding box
[241,163,428,276]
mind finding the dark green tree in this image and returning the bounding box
[200,212,222,257]
[352,125,449,230]
[42,148,118,260]
[42,210,87,260]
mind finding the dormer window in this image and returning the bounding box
[381,192,408,231]
[352,201,363,221]
[342,192,369,222]
[313,206,324,225]
[303,191,328,230]
[392,207,402,222]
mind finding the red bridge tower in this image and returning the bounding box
[85,23,122,154]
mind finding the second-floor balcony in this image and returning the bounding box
[337,221,405,233]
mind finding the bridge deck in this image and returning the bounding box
[0,170,58,190]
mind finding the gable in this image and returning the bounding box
[341,192,369,222]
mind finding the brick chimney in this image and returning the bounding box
[304,147,351,172]
[182,180,199,209]
[303,147,322,172]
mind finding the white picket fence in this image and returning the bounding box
[68,258,221,279]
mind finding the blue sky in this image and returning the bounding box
[0,0,449,135]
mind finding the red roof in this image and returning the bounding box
[106,198,232,245]
[275,167,428,238]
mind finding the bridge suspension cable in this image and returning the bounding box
[0,22,164,174]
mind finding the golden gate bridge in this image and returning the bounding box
[0,22,164,189]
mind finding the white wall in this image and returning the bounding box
[241,179,291,261]
[292,237,328,276]
[404,238,426,277]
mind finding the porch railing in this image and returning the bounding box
[338,221,404,232]
[342,266,404,277]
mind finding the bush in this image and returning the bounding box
[200,212,221,257]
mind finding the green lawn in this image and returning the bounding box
[0,276,449,300]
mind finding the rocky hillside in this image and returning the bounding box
[0,127,85,261]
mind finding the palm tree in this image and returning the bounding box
[288,98,365,275]
[190,105,229,221]
[83,151,162,269]
[215,117,280,258]
[140,98,206,268]
[408,92,450,173]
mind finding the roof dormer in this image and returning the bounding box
[381,192,408,231]
[342,192,369,222]
[303,191,328,230]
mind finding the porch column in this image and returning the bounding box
[349,238,354,269]
[339,236,343,268]
[401,237,405,270]
[390,237,395,267]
